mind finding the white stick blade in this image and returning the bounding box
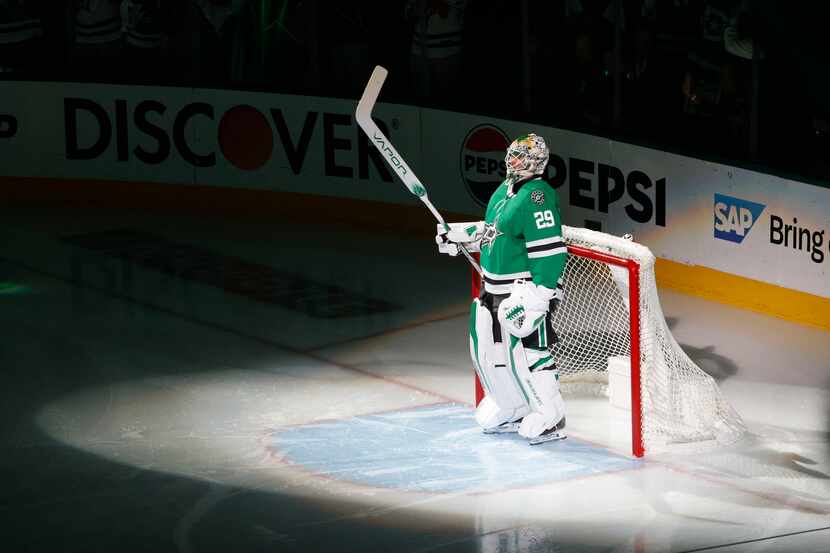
[354,66,426,199]
[356,66,388,121]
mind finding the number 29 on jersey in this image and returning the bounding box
[533,210,555,229]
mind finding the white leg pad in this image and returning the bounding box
[500,325,543,411]
[470,299,530,429]
[518,369,566,439]
[475,395,511,428]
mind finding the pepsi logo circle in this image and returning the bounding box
[460,124,509,206]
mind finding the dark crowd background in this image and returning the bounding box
[1,0,829,185]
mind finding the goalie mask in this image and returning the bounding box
[505,133,549,181]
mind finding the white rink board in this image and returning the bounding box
[0,81,425,206]
[0,81,827,298]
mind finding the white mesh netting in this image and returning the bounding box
[552,226,746,454]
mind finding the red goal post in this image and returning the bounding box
[471,226,745,457]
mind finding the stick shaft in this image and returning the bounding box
[356,66,482,276]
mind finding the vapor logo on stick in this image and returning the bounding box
[372,130,407,178]
[460,124,509,207]
[714,193,766,243]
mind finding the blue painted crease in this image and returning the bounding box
[271,403,640,493]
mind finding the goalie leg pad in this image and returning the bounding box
[470,299,530,429]
[518,369,567,440]
[497,322,566,440]
[474,395,526,430]
[500,325,544,412]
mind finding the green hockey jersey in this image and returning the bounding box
[479,178,567,295]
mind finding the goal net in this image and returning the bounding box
[472,226,746,457]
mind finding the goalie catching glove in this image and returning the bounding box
[436,222,484,256]
[497,280,556,338]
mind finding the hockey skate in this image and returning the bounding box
[482,419,523,434]
[528,417,566,446]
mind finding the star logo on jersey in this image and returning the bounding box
[531,190,545,205]
[480,222,503,252]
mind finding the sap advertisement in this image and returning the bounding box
[0,81,827,299]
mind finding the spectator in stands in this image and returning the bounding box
[750,2,828,175]
[0,0,44,75]
[361,1,411,102]
[257,0,313,93]
[406,0,467,107]
[122,0,186,83]
[194,0,234,35]
[723,2,760,62]
[187,0,244,86]
[667,0,743,154]
[620,14,662,134]
[560,0,615,128]
[460,0,513,114]
[679,1,735,119]
[319,4,372,98]
[718,1,763,154]
[70,0,124,81]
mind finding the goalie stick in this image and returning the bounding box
[356,65,482,276]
